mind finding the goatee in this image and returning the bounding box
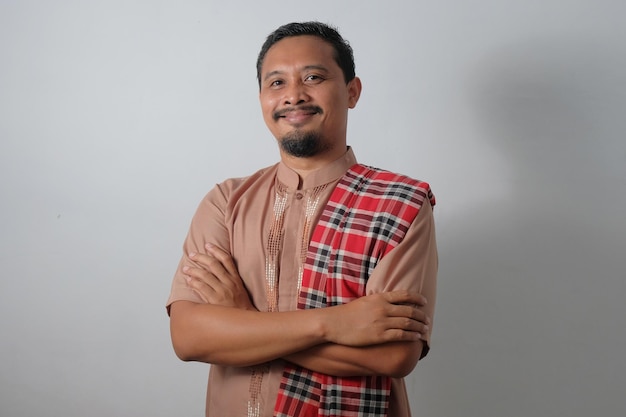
[279,131,329,158]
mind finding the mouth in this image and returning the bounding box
[273,105,323,123]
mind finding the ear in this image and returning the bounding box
[347,76,362,108]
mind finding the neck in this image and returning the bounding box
[280,146,347,178]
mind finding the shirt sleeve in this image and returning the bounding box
[364,197,438,356]
[165,183,232,314]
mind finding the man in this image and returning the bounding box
[167,21,437,417]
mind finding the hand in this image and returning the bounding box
[183,244,256,310]
[322,290,430,346]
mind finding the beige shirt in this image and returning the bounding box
[167,148,437,417]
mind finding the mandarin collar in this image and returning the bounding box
[276,147,358,191]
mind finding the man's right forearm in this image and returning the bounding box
[170,300,327,367]
[170,291,427,368]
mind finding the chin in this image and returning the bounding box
[279,131,327,158]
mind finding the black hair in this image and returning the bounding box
[256,21,356,88]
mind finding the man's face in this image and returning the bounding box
[259,35,361,159]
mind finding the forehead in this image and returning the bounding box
[261,35,338,75]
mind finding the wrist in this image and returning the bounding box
[311,306,334,344]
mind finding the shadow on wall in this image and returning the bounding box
[427,37,626,416]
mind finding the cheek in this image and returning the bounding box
[260,96,278,118]
[260,101,280,131]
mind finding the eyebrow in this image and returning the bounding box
[263,65,330,82]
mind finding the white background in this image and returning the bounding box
[1,1,625,416]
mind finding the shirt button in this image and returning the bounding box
[295,192,304,200]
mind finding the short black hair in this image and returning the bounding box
[256,21,356,88]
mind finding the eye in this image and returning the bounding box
[304,74,324,83]
[269,79,284,88]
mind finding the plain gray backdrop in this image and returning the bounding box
[1,1,625,416]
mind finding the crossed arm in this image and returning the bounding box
[169,244,431,378]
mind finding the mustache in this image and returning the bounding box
[273,105,323,121]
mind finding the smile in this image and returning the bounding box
[273,105,323,122]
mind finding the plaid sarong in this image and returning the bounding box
[274,164,435,417]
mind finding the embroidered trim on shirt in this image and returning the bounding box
[297,184,327,293]
[248,180,288,417]
[247,364,269,417]
[266,181,288,313]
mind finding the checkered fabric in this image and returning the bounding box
[274,164,434,417]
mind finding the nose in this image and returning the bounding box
[283,81,309,106]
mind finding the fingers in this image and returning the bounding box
[388,302,430,326]
[182,246,226,292]
[187,244,239,283]
[373,293,431,341]
[187,251,218,272]
[381,328,424,343]
[181,265,216,303]
[187,249,228,284]
[383,289,428,307]
[325,293,430,346]
[384,308,430,340]
[205,244,239,277]
[368,291,429,325]
[182,264,217,288]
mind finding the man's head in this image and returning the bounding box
[256,22,356,88]
[257,22,362,164]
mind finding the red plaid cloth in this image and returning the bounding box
[274,164,435,417]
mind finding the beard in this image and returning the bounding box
[279,130,330,158]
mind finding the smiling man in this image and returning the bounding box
[259,34,361,167]
[167,22,438,417]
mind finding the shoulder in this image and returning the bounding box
[347,164,435,207]
[207,163,279,203]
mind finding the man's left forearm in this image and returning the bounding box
[284,340,424,378]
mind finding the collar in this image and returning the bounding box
[276,147,358,191]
